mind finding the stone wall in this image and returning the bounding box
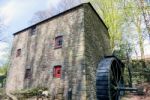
[6,30,29,92]
[84,4,112,100]
[6,6,86,100]
[6,3,111,100]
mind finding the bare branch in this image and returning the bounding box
[0,17,6,42]
[30,0,82,24]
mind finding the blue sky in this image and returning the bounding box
[0,0,61,66]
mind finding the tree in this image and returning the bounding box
[0,63,8,75]
[123,0,145,59]
[30,10,53,24]
[89,0,147,60]
[90,0,125,50]
[56,0,82,11]
[139,0,150,38]
[30,0,83,24]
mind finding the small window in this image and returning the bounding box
[25,69,31,79]
[53,65,61,78]
[55,36,63,49]
[16,49,21,57]
[30,26,36,36]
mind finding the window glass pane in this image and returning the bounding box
[57,70,60,74]
[25,69,31,79]
[55,36,63,48]
[16,49,21,57]
[53,66,61,78]
[31,26,36,36]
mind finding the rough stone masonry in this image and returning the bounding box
[6,2,111,100]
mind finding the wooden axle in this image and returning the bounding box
[117,87,138,91]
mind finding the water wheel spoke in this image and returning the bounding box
[110,81,117,89]
[111,65,118,85]
[112,91,117,97]
[115,62,119,82]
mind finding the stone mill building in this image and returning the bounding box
[6,2,111,100]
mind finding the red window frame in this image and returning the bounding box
[16,49,21,57]
[53,65,61,78]
[55,36,63,49]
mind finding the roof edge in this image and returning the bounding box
[13,2,108,35]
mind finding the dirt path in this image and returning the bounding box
[121,82,150,100]
[122,94,150,100]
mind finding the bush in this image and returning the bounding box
[13,87,48,98]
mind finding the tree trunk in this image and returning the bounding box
[137,23,145,59]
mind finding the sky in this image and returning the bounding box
[0,0,62,66]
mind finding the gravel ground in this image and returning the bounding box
[121,94,150,100]
[121,82,150,100]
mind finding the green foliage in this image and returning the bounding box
[0,63,8,75]
[89,0,147,60]
[113,42,133,60]
[13,87,48,98]
[128,60,150,84]
[90,0,124,49]
[0,63,8,88]
[143,67,150,72]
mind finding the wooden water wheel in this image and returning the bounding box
[96,56,125,100]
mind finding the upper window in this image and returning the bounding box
[53,65,61,78]
[55,36,63,49]
[25,69,31,79]
[30,26,36,36]
[16,49,21,57]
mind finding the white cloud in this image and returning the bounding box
[0,42,9,66]
[0,1,16,25]
[0,0,51,26]
[47,0,61,8]
[144,39,150,55]
[0,43,8,51]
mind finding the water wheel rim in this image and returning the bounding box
[96,57,123,100]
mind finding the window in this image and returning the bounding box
[25,69,31,79]
[55,36,63,49]
[16,49,21,57]
[30,26,36,36]
[53,65,61,78]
